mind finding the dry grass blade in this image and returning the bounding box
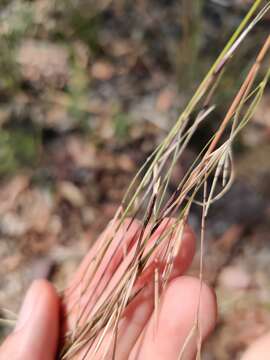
[56,2,270,359]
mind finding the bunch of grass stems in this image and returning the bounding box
[60,2,270,359]
[41,1,270,359]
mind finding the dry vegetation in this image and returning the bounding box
[0,1,270,359]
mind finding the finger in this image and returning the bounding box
[66,218,141,295]
[62,218,195,359]
[135,218,196,289]
[91,218,195,316]
[86,220,196,359]
[130,276,217,360]
[0,280,59,360]
[63,218,142,328]
[241,332,270,360]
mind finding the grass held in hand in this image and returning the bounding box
[58,1,270,359]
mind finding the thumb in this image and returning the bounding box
[0,280,60,360]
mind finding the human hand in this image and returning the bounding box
[0,218,216,359]
[0,280,59,360]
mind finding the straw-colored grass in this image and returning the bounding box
[59,1,270,359]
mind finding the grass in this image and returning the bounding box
[58,1,270,359]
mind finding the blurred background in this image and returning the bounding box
[0,0,270,358]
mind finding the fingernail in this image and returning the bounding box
[15,281,40,331]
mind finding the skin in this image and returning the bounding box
[0,218,265,359]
